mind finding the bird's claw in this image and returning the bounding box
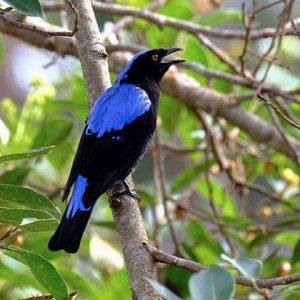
[125,189,141,201]
[121,180,141,201]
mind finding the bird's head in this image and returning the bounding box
[116,48,185,85]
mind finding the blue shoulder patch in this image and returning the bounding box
[66,175,92,218]
[86,84,151,138]
[115,49,148,83]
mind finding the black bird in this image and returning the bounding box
[48,48,184,253]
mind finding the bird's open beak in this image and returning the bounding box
[162,48,185,65]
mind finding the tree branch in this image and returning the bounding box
[160,70,300,163]
[143,242,300,288]
[42,1,300,40]
[62,1,159,299]
[1,17,299,163]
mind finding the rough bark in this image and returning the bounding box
[62,1,159,299]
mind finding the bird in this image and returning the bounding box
[48,48,185,253]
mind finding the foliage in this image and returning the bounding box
[1,0,300,299]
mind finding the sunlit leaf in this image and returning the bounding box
[0,146,54,164]
[4,247,68,300]
[0,208,58,231]
[2,0,43,17]
[0,184,58,212]
[189,266,235,300]
[221,254,263,280]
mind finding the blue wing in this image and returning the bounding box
[62,83,153,205]
[86,83,151,137]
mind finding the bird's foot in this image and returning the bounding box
[122,180,141,201]
[125,189,141,201]
[109,189,141,203]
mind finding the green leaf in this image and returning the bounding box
[189,266,235,300]
[0,146,54,164]
[2,0,43,17]
[0,184,57,211]
[32,119,73,148]
[4,247,68,300]
[292,239,300,264]
[171,164,204,193]
[221,254,263,280]
[93,220,117,230]
[187,220,223,254]
[0,167,30,185]
[147,278,182,300]
[0,208,58,232]
[198,9,242,26]
[159,94,184,133]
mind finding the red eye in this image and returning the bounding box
[152,54,159,61]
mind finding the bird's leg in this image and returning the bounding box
[109,180,141,202]
[121,179,141,201]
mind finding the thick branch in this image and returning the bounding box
[63,0,110,103]
[62,1,159,299]
[42,1,300,40]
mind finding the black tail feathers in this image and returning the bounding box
[48,208,93,253]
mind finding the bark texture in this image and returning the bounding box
[62,1,160,299]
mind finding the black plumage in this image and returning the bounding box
[49,48,184,253]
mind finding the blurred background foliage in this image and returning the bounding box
[1,0,300,299]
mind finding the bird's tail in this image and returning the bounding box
[48,175,93,253]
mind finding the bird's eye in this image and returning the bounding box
[152,54,159,61]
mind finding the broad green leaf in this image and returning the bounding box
[4,247,68,300]
[2,0,43,17]
[0,208,58,232]
[189,266,235,300]
[0,184,57,211]
[20,218,59,232]
[147,278,182,300]
[0,146,54,164]
[32,118,73,148]
[221,254,263,280]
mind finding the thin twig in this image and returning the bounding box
[258,93,300,165]
[143,242,300,288]
[152,132,190,259]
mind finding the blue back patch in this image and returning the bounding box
[86,84,151,138]
[66,175,92,218]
